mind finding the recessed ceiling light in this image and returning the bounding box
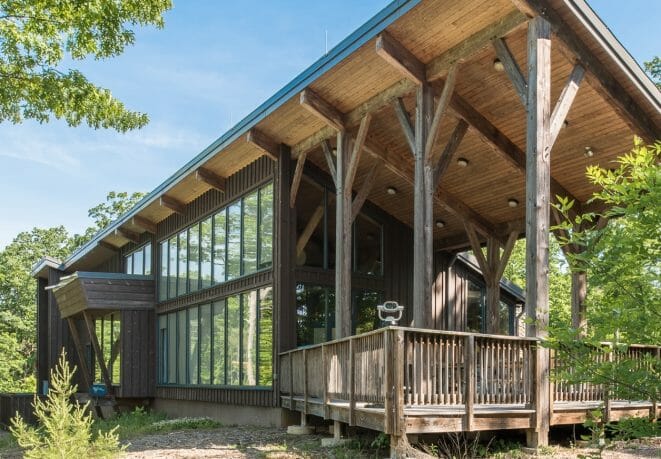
[386,186,398,195]
[435,220,445,229]
[508,198,519,208]
[493,58,504,72]
[457,158,469,167]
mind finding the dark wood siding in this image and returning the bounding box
[155,387,274,407]
[118,310,156,398]
[36,277,49,393]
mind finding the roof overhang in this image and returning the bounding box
[55,0,660,270]
[31,256,63,279]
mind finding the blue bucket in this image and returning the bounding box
[90,384,107,398]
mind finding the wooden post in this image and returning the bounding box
[349,338,356,426]
[390,328,408,458]
[465,335,475,431]
[322,345,330,419]
[66,318,92,391]
[335,130,352,338]
[413,84,433,329]
[303,348,308,422]
[525,16,552,448]
[82,311,114,395]
[486,238,501,334]
[384,329,393,434]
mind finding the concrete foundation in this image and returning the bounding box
[152,398,295,427]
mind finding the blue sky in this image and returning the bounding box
[0,1,658,249]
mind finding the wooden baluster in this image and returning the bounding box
[303,349,309,420]
[289,352,294,409]
[443,337,449,404]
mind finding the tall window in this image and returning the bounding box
[94,313,121,385]
[157,286,273,387]
[158,182,274,301]
[465,277,516,335]
[295,177,383,275]
[125,244,152,275]
[295,284,383,347]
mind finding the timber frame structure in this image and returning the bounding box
[26,0,659,455]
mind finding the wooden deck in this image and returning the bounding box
[279,327,659,436]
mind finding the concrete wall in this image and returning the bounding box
[152,398,298,428]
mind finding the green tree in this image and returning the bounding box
[11,350,123,458]
[550,139,661,402]
[70,191,145,250]
[644,56,660,90]
[0,0,172,131]
[501,237,572,329]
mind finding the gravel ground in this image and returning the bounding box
[2,427,659,458]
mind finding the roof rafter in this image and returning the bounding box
[448,92,581,209]
[510,0,659,142]
[299,88,345,131]
[131,216,157,234]
[195,167,226,193]
[246,128,279,161]
[160,195,185,216]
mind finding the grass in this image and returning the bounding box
[93,407,221,441]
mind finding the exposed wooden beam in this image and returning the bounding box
[296,203,324,258]
[464,222,489,275]
[67,318,92,391]
[114,228,140,244]
[290,151,307,208]
[246,128,279,161]
[434,120,468,188]
[425,65,458,163]
[160,195,185,216]
[549,64,585,147]
[361,139,498,238]
[321,140,337,187]
[131,216,157,235]
[393,98,415,153]
[449,92,580,208]
[345,114,371,192]
[98,240,120,252]
[376,30,426,85]
[510,0,659,142]
[300,88,345,131]
[495,230,519,281]
[293,79,415,158]
[351,162,380,221]
[492,38,528,105]
[427,10,528,81]
[195,167,226,193]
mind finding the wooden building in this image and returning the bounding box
[30,0,659,454]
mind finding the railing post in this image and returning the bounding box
[604,345,613,423]
[303,348,308,423]
[289,352,294,409]
[465,335,475,431]
[349,337,356,426]
[384,329,393,434]
[322,344,329,419]
[390,328,407,457]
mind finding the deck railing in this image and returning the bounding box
[280,327,659,433]
[279,327,540,432]
[552,343,660,404]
